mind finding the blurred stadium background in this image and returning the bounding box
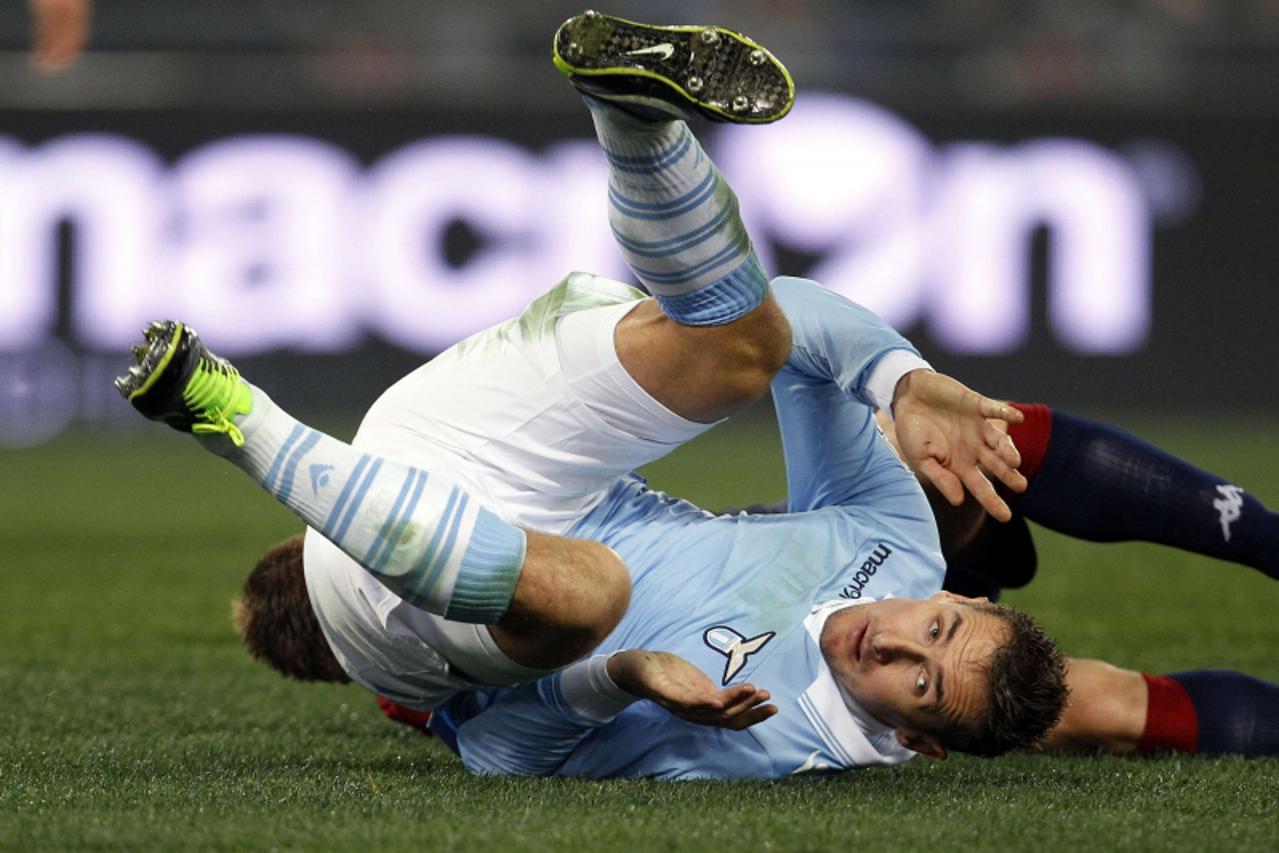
[2,0,1279,448]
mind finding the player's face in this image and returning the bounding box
[818,594,1008,738]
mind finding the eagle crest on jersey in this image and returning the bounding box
[702,625,775,685]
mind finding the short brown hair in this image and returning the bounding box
[232,534,350,683]
[935,603,1068,757]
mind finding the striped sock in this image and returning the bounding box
[587,99,769,326]
[198,386,526,623]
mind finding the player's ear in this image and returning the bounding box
[894,727,948,761]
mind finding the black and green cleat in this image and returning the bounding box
[552,10,794,124]
[114,320,253,446]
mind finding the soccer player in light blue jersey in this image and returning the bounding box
[119,11,1070,779]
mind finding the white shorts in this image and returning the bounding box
[307,275,715,703]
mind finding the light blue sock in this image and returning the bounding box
[199,386,526,623]
[587,99,769,326]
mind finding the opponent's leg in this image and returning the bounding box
[1007,403,1279,580]
[117,322,628,667]
[935,500,1038,601]
[375,695,433,736]
[1139,670,1279,756]
[1043,659,1279,757]
[555,12,794,423]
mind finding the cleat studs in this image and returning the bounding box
[686,76,704,94]
[700,29,719,45]
[749,49,766,66]
[732,95,751,112]
[583,9,599,19]
[131,344,148,359]
[113,376,128,393]
[567,41,582,59]
[144,320,166,340]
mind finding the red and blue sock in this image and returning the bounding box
[1139,670,1279,756]
[1008,403,1279,580]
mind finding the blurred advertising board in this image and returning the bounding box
[2,94,1276,445]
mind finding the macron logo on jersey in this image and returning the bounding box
[1213,484,1245,541]
[837,543,893,600]
[703,626,775,685]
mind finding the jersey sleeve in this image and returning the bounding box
[455,656,638,777]
[771,276,930,412]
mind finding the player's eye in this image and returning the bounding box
[928,620,940,641]
[916,670,928,694]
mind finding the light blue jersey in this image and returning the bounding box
[432,277,949,780]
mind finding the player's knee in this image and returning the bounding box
[715,297,793,404]
[508,550,628,668]
[560,540,631,647]
[744,295,793,372]
[592,541,632,634]
[501,534,631,665]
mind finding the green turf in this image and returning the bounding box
[2,413,1277,850]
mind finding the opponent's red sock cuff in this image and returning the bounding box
[1007,402,1053,482]
[375,695,434,732]
[1138,673,1198,754]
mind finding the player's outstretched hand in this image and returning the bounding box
[607,650,777,731]
[891,369,1027,522]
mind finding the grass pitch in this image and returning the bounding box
[2,412,1277,850]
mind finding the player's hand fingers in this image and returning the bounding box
[681,684,754,716]
[978,446,1028,494]
[959,465,1012,522]
[977,396,1023,424]
[718,686,771,717]
[674,686,774,727]
[984,423,1021,469]
[695,685,766,715]
[721,703,778,730]
[665,691,726,715]
[701,690,776,729]
[664,682,751,715]
[917,457,965,507]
